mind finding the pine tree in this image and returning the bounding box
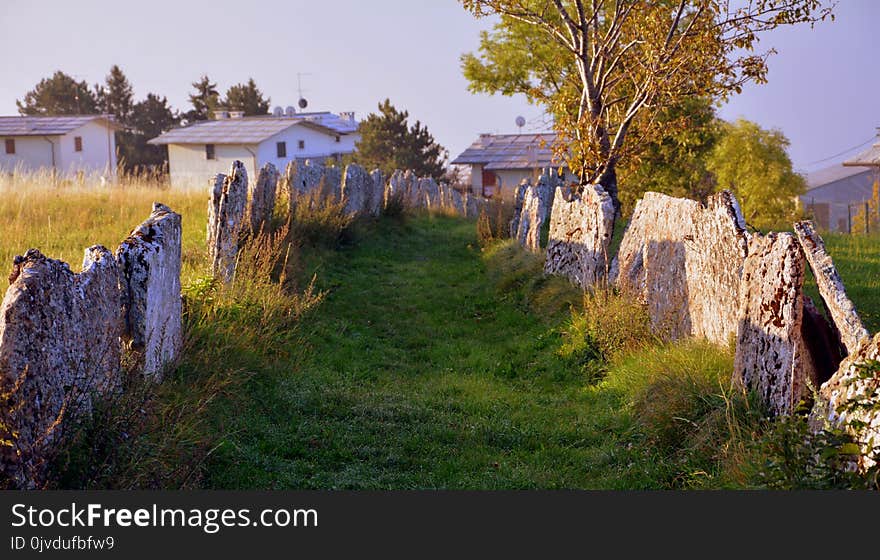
[17,71,98,115]
[223,78,270,116]
[96,65,134,125]
[185,75,219,121]
[354,99,447,180]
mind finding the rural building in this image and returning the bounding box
[0,115,120,178]
[451,133,575,202]
[801,130,880,232]
[149,110,360,187]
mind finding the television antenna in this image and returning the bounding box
[515,115,526,133]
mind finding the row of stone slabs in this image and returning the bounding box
[0,203,183,488]
[518,184,877,466]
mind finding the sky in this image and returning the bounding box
[1,0,878,173]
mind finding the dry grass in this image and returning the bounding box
[0,173,208,289]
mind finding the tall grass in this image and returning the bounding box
[0,175,207,288]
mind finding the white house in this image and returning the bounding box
[149,110,361,187]
[451,132,575,202]
[0,115,120,178]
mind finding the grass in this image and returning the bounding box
[2,178,879,489]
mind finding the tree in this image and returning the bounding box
[223,78,270,116]
[95,65,134,125]
[185,75,220,121]
[706,118,805,231]
[17,71,98,115]
[120,94,179,170]
[460,0,834,221]
[353,99,447,180]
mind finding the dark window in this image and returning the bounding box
[206,144,216,160]
[4,139,14,154]
[298,140,305,150]
[335,135,340,143]
[74,136,83,152]
[276,141,287,158]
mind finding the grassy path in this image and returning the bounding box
[204,215,660,489]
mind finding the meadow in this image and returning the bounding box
[1,177,878,489]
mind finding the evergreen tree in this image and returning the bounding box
[223,78,270,116]
[95,64,134,125]
[17,71,98,115]
[185,75,219,121]
[121,94,179,170]
[354,99,447,180]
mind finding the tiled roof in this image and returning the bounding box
[843,140,880,168]
[451,133,558,170]
[805,164,872,190]
[149,113,358,145]
[0,115,120,136]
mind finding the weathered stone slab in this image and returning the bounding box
[509,180,530,238]
[733,232,813,416]
[207,161,248,282]
[0,247,122,488]
[543,185,616,288]
[794,220,869,355]
[116,203,183,381]
[612,190,748,344]
[323,165,342,200]
[404,171,422,208]
[464,193,485,218]
[685,191,750,344]
[368,169,385,217]
[450,187,465,217]
[248,162,278,235]
[814,332,880,469]
[515,185,545,252]
[342,163,370,215]
[420,178,440,210]
[386,169,405,207]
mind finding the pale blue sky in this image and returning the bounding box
[1,0,877,172]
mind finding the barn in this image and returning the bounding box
[149,110,360,188]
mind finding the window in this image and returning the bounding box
[4,139,14,154]
[298,140,305,150]
[335,135,340,143]
[276,141,287,158]
[74,136,83,152]
[206,144,216,160]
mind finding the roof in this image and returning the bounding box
[0,115,121,136]
[451,133,559,170]
[805,164,872,190]
[148,112,358,145]
[843,138,880,168]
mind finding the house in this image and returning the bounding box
[451,132,574,202]
[148,110,360,187]
[0,115,120,178]
[801,130,880,232]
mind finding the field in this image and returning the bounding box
[2,182,879,489]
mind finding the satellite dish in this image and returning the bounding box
[272,106,284,117]
[515,116,526,131]
[285,106,296,116]
[298,97,308,109]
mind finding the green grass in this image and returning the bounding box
[812,233,880,332]
[201,215,686,489]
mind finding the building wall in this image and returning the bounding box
[166,123,361,188]
[57,121,117,177]
[0,136,54,173]
[470,164,483,196]
[257,124,359,171]
[0,121,116,177]
[167,144,260,188]
[799,170,876,232]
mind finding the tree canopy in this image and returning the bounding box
[460,0,834,218]
[706,118,805,231]
[223,78,270,116]
[95,65,134,125]
[353,99,447,180]
[185,75,220,122]
[17,71,99,115]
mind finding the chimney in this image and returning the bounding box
[339,111,355,123]
[229,110,245,119]
[213,109,230,120]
